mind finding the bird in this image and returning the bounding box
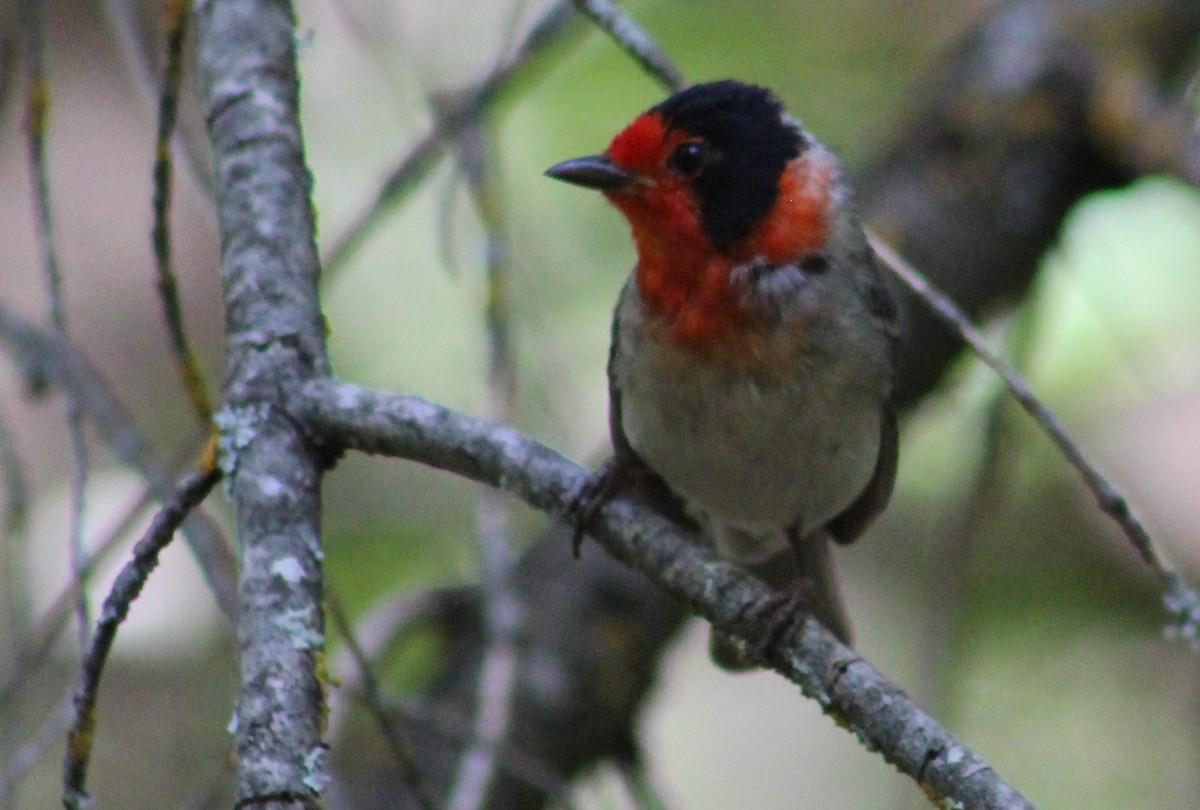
[545,80,899,665]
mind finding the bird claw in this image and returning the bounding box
[564,457,625,558]
[739,587,814,665]
[566,455,695,558]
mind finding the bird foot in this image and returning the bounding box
[565,455,690,557]
[564,456,627,558]
[738,585,818,665]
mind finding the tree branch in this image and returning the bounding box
[570,0,684,91]
[196,0,331,806]
[299,379,1037,810]
[871,233,1198,613]
[151,0,214,428]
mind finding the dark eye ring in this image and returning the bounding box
[668,140,708,177]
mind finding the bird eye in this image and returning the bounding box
[668,140,708,177]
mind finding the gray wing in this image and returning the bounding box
[606,276,639,462]
[827,247,901,545]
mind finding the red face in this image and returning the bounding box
[599,110,834,350]
[548,81,836,352]
[603,112,715,302]
[603,110,833,269]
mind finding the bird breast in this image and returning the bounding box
[613,271,886,559]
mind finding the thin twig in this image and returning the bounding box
[467,128,518,415]
[327,587,581,807]
[19,0,92,653]
[570,0,684,91]
[450,495,523,810]
[327,594,439,810]
[152,0,215,428]
[868,231,1200,637]
[100,0,216,197]
[322,0,578,277]
[62,463,221,810]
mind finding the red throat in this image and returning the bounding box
[603,116,833,350]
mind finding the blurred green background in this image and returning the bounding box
[1,0,1198,807]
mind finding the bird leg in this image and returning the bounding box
[564,454,691,558]
[564,456,629,557]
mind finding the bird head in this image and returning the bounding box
[547,80,842,346]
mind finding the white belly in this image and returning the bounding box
[614,294,884,560]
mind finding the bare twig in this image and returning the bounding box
[323,0,578,277]
[387,694,580,810]
[466,126,518,415]
[328,587,583,808]
[450,496,523,810]
[570,0,684,91]
[19,0,92,652]
[62,463,221,810]
[339,685,579,808]
[152,0,215,428]
[299,378,1038,810]
[100,0,216,196]
[197,1,332,805]
[869,232,1200,636]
